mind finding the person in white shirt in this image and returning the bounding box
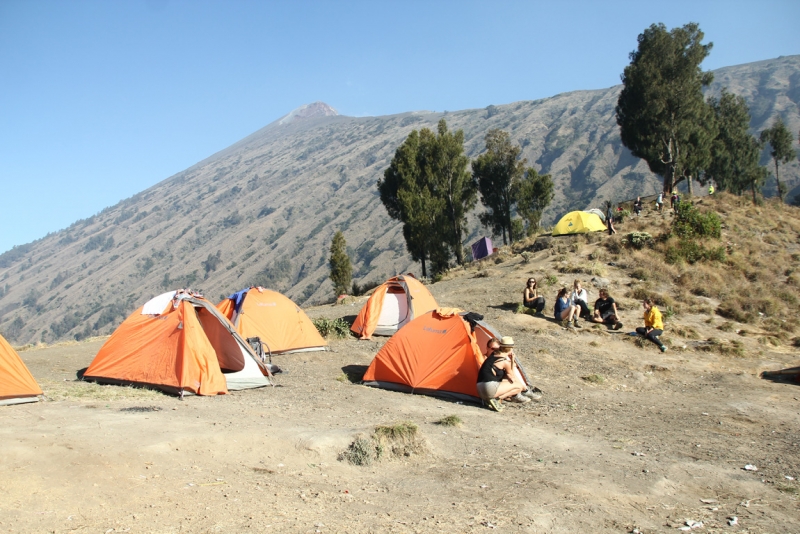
[570,279,590,319]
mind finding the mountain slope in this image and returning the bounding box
[1,56,799,344]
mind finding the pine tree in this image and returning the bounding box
[514,168,554,235]
[616,23,713,194]
[472,129,527,244]
[706,90,765,202]
[759,118,796,202]
[329,231,352,297]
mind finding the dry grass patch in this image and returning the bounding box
[671,324,701,339]
[696,338,746,358]
[42,380,166,402]
[340,421,426,466]
[435,415,463,427]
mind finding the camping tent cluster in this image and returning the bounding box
[2,269,534,407]
[80,288,328,397]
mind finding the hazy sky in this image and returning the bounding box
[1,0,798,253]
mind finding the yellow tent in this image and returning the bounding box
[552,211,607,236]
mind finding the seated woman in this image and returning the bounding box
[570,279,591,319]
[591,289,623,329]
[523,277,545,314]
[477,337,528,411]
[636,298,667,352]
[554,287,581,328]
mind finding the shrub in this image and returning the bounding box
[625,232,653,250]
[672,202,721,239]
[436,415,462,427]
[312,317,350,338]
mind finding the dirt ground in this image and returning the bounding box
[2,248,799,533]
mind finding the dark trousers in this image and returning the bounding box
[524,296,545,314]
[575,299,591,318]
[636,327,664,348]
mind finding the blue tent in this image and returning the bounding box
[471,237,493,261]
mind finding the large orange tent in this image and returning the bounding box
[217,287,327,354]
[362,309,529,403]
[84,290,272,397]
[351,274,438,339]
[0,334,42,406]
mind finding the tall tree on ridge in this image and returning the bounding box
[514,168,554,236]
[706,90,765,203]
[616,22,714,194]
[329,231,352,297]
[428,120,477,265]
[759,117,796,202]
[379,121,471,277]
[472,129,527,245]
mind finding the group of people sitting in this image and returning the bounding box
[477,277,669,412]
[525,278,623,331]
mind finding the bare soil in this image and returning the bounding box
[2,248,799,533]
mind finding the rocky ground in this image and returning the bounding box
[2,240,799,533]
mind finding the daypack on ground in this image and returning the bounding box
[351,274,438,339]
[0,334,42,406]
[217,287,327,355]
[362,309,529,403]
[84,290,272,396]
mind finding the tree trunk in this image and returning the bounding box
[420,256,427,279]
[686,174,693,196]
[751,182,758,205]
[775,159,784,202]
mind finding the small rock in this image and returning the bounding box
[591,277,609,289]
[785,476,795,481]
[743,464,758,471]
[727,516,738,526]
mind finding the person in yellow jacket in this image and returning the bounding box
[636,298,667,352]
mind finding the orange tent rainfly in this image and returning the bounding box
[83,290,272,397]
[350,274,438,339]
[362,309,530,403]
[217,287,327,354]
[0,334,42,406]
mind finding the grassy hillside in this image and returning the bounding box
[1,56,798,345]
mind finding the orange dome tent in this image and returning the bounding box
[216,287,327,354]
[0,334,42,406]
[351,274,438,339]
[84,290,272,397]
[362,309,529,403]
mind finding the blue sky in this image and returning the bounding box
[1,0,798,253]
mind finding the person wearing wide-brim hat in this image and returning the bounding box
[477,336,529,411]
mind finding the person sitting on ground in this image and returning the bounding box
[633,196,643,216]
[477,337,528,411]
[636,298,667,352]
[554,287,581,328]
[591,288,623,330]
[523,277,546,315]
[570,279,591,319]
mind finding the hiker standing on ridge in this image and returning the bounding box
[605,205,616,235]
[656,193,663,212]
[523,277,545,315]
[477,337,529,411]
[636,298,667,352]
[633,196,642,216]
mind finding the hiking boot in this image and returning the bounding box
[660,345,668,353]
[573,318,582,328]
[523,388,543,401]
[487,398,503,412]
[561,320,571,329]
[613,321,623,330]
[509,393,531,404]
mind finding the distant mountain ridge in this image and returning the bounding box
[1,55,798,344]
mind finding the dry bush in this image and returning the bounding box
[717,292,781,324]
[340,421,426,466]
[671,324,701,339]
[627,284,675,309]
[675,264,727,299]
[697,337,746,358]
[603,235,624,254]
